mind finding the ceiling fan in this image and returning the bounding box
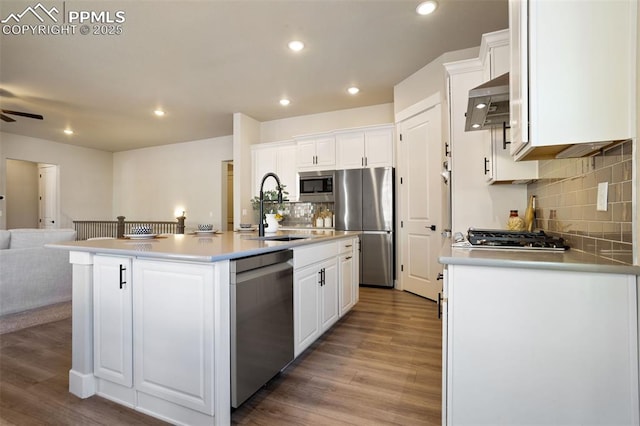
[1,109,44,122]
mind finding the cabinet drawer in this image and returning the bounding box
[338,238,357,254]
[293,242,337,269]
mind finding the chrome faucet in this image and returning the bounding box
[258,172,283,237]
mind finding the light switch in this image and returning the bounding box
[596,182,608,211]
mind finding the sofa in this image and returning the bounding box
[0,228,76,318]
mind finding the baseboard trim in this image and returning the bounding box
[0,301,72,334]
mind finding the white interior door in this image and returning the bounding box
[38,164,58,229]
[398,105,443,301]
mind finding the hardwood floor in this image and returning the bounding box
[0,287,441,425]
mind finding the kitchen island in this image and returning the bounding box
[48,230,360,426]
[439,244,640,425]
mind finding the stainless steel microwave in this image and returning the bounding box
[299,170,335,202]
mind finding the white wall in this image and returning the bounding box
[0,132,113,229]
[113,135,233,229]
[259,103,394,143]
[233,113,261,228]
[6,159,38,228]
[394,47,479,116]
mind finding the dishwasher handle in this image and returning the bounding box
[233,261,293,285]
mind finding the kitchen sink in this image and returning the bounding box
[250,235,311,242]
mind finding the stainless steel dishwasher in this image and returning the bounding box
[230,249,294,408]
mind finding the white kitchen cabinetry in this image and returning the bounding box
[90,255,228,424]
[133,259,215,415]
[338,237,359,315]
[295,134,335,171]
[93,255,133,387]
[293,242,340,357]
[251,141,297,201]
[509,0,636,161]
[445,58,528,233]
[480,30,538,183]
[336,125,394,169]
[442,264,639,424]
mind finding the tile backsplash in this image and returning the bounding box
[527,140,632,264]
[280,202,335,227]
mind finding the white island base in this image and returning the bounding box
[68,251,231,426]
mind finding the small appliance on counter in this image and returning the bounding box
[463,228,569,251]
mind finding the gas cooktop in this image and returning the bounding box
[466,228,570,251]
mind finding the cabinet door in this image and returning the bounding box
[511,0,634,158]
[294,265,321,357]
[315,136,336,168]
[133,259,215,415]
[446,265,638,424]
[364,127,394,168]
[320,258,339,332]
[336,131,365,169]
[509,0,528,155]
[252,146,278,198]
[93,255,133,387]
[339,252,354,316]
[296,139,317,168]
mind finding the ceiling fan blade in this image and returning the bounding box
[0,113,16,122]
[1,109,43,120]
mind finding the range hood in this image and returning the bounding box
[464,72,509,132]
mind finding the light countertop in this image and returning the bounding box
[439,241,640,275]
[48,229,359,263]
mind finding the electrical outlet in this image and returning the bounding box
[596,182,608,211]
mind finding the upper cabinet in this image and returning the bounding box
[295,134,336,171]
[480,30,538,183]
[335,125,394,170]
[251,141,298,201]
[509,0,636,161]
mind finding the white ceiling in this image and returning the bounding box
[0,0,507,152]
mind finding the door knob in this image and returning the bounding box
[426,225,436,231]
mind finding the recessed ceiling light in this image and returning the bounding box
[288,40,305,52]
[347,87,360,95]
[476,103,487,109]
[64,129,73,135]
[472,123,481,129]
[154,109,165,117]
[416,1,438,15]
[279,99,291,106]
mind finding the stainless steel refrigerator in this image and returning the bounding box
[335,167,394,288]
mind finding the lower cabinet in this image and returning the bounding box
[293,238,358,358]
[338,237,359,316]
[133,259,215,415]
[93,255,133,387]
[294,256,338,357]
[92,255,222,422]
[442,264,639,425]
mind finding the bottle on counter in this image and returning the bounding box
[507,210,525,231]
[323,211,332,228]
[524,195,536,232]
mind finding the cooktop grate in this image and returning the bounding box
[467,228,569,250]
